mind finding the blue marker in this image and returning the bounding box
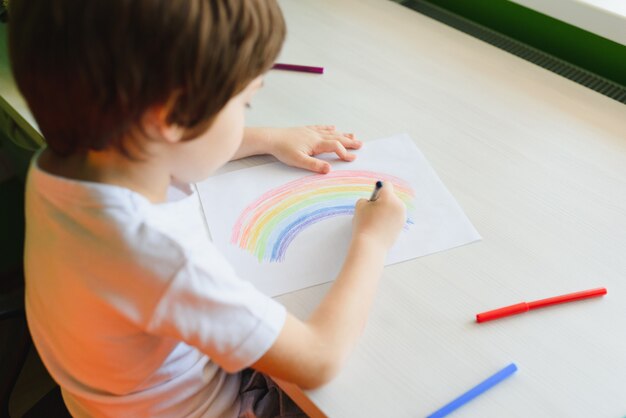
[427,363,518,418]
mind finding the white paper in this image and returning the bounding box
[196,133,481,296]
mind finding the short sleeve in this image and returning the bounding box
[145,253,286,373]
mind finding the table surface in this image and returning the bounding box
[244,1,626,417]
[3,1,626,417]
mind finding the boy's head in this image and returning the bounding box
[9,0,285,157]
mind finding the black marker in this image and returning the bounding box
[369,181,383,201]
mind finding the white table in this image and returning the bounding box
[3,1,626,416]
[242,1,626,417]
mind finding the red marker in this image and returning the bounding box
[476,287,607,323]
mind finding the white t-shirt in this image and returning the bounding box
[23,152,286,418]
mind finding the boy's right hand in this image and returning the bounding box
[252,181,407,390]
[352,182,406,250]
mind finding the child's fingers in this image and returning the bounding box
[307,125,361,149]
[325,132,362,150]
[315,139,356,161]
[342,134,362,150]
[355,198,369,211]
[298,154,331,174]
[309,125,336,133]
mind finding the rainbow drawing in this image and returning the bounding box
[231,170,415,263]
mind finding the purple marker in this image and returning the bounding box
[272,63,324,74]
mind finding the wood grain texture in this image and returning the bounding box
[243,0,626,416]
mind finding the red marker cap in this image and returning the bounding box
[476,302,529,323]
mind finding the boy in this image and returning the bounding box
[10,0,406,417]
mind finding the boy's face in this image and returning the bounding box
[167,76,264,183]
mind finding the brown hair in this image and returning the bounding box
[8,0,285,156]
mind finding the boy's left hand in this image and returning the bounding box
[267,126,362,174]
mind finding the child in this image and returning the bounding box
[10,0,406,417]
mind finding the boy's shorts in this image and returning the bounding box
[238,369,308,418]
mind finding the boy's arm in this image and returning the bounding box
[231,127,273,160]
[251,184,406,389]
[252,236,386,389]
[232,127,361,173]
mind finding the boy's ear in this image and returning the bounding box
[160,122,185,144]
[143,103,185,144]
